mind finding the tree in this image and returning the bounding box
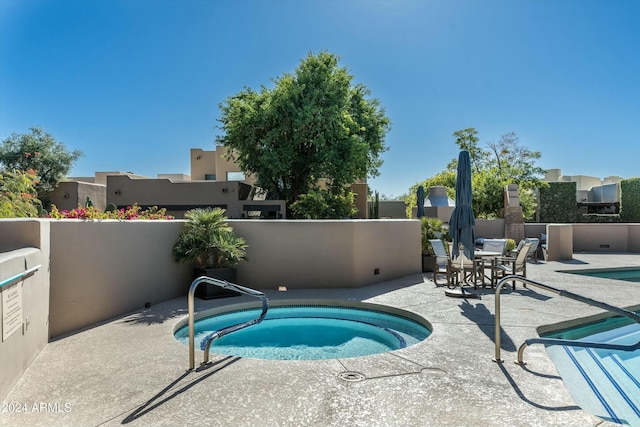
[290,188,358,219]
[216,51,391,211]
[412,128,546,219]
[449,128,488,173]
[485,132,546,190]
[0,169,42,218]
[0,127,83,204]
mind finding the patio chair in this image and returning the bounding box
[524,238,539,262]
[482,238,507,255]
[510,238,540,263]
[492,242,533,289]
[429,239,450,286]
[447,242,481,288]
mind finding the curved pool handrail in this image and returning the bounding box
[188,276,268,370]
[493,275,640,365]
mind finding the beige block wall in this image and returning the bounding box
[351,183,369,219]
[352,220,419,286]
[572,224,631,252]
[190,148,218,180]
[629,225,640,253]
[229,219,420,290]
[376,201,407,219]
[475,219,505,239]
[524,223,547,239]
[410,206,455,223]
[0,220,50,401]
[48,220,192,338]
[50,181,108,211]
[47,219,420,337]
[546,224,574,261]
[191,147,256,185]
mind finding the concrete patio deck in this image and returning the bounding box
[2,253,639,427]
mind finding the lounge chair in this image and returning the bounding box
[510,238,540,263]
[492,242,533,289]
[525,238,539,262]
[429,239,450,286]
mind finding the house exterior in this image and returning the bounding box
[544,169,622,214]
[52,146,367,218]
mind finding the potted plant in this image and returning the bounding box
[173,207,248,299]
[421,217,448,272]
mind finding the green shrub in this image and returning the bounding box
[0,169,42,218]
[505,238,516,252]
[539,182,577,223]
[421,217,448,255]
[578,214,622,223]
[620,177,640,222]
[290,189,358,219]
[47,204,173,220]
[172,208,247,269]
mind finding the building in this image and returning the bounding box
[52,146,368,218]
[544,169,622,214]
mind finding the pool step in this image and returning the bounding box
[551,340,640,426]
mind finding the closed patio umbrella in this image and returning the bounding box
[446,150,477,298]
[416,185,425,218]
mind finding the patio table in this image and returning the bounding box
[474,251,502,287]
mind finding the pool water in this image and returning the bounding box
[174,305,431,360]
[562,268,640,283]
[543,311,640,426]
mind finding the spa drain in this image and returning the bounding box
[338,371,366,382]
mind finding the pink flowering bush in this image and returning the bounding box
[47,204,173,220]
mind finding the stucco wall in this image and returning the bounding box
[230,219,421,290]
[376,201,407,219]
[48,220,192,338]
[475,219,505,239]
[630,225,640,253]
[524,223,547,240]
[572,224,632,252]
[546,224,574,261]
[46,219,420,337]
[105,175,275,219]
[0,219,50,401]
[50,181,108,211]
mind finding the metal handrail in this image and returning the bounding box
[493,275,640,364]
[188,276,268,370]
[0,265,41,288]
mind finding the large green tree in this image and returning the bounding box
[409,128,546,219]
[0,127,83,204]
[216,51,391,210]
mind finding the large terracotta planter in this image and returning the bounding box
[193,268,241,299]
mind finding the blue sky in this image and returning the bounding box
[1,0,638,198]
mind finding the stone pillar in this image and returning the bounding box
[503,184,525,243]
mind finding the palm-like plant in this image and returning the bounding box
[173,208,248,269]
[421,216,448,256]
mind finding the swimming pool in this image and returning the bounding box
[174,301,432,360]
[542,310,640,426]
[560,267,640,283]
